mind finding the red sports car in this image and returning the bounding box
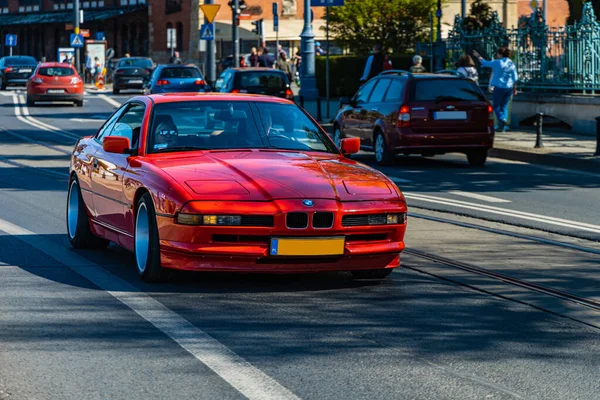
[67,94,407,281]
[27,62,84,106]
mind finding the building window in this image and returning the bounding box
[19,0,41,12]
[0,0,8,14]
[53,0,73,11]
[120,0,145,5]
[166,0,181,14]
[82,1,105,8]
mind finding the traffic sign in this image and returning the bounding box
[274,15,279,32]
[70,33,84,48]
[5,34,17,47]
[95,32,106,41]
[200,4,221,24]
[80,29,90,38]
[310,0,344,6]
[200,24,215,41]
[167,28,177,49]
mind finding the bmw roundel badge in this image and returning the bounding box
[302,200,314,207]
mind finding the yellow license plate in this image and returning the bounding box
[269,237,345,256]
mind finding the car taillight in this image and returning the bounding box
[5,67,14,72]
[397,105,411,128]
[285,88,293,99]
[487,104,494,127]
[70,77,82,84]
[32,77,43,84]
[157,79,170,85]
[194,79,206,85]
[231,89,240,93]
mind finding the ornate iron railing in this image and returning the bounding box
[447,2,600,92]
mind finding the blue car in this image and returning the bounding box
[144,64,208,94]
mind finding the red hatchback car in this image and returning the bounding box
[66,94,407,282]
[333,70,494,166]
[27,62,84,107]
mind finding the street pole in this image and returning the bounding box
[461,0,466,19]
[543,0,548,24]
[429,13,434,73]
[232,0,240,68]
[74,0,80,74]
[436,0,442,42]
[205,0,216,85]
[299,0,318,100]
[325,5,330,119]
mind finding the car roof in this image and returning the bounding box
[231,67,284,73]
[145,93,294,105]
[158,64,200,69]
[38,62,74,68]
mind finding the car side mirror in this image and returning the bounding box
[340,138,360,155]
[103,136,131,154]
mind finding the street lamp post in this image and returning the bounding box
[74,0,81,74]
[232,0,240,68]
[205,0,216,85]
[461,0,466,19]
[299,0,318,100]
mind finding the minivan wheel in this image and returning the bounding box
[333,126,343,148]
[467,149,488,166]
[374,132,394,165]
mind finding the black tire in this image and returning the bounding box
[351,269,394,280]
[374,131,394,165]
[66,177,109,249]
[134,193,168,282]
[0,78,6,91]
[75,100,84,107]
[26,96,34,107]
[467,149,488,166]
[113,87,120,95]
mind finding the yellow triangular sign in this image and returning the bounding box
[200,4,221,24]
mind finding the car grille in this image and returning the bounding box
[313,212,334,228]
[286,212,308,229]
[342,214,388,227]
[240,215,274,227]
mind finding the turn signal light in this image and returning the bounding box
[176,214,243,226]
[397,105,410,128]
[157,79,170,85]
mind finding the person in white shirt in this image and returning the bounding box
[455,54,478,83]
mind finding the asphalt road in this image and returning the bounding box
[1,89,599,400]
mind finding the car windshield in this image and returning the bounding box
[160,68,201,79]
[147,101,337,154]
[38,67,74,76]
[5,57,37,66]
[411,78,486,102]
[118,58,152,68]
[236,72,287,90]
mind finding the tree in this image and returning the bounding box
[326,0,438,55]
[567,0,600,24]
[461,0,493,32]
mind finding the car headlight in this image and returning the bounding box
[368,213,406,225]
[176,214,242,226]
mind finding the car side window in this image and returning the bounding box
[369,79,391,103]
[107,103,145,149]
[354,80,377,104]
[95,106,127,141]
[384,79,405,102]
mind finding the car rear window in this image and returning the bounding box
[236,71,286,90]
[160,68,201,79]
[5,57,37,66]
[411,78,486,102]
[38,67,75,76]
[118,58,152,68]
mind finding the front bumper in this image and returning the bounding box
[156,199,407,272]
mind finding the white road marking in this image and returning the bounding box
[448,191,511,203]
[0,218,300,400]
[387,176,413,183]
[0,91,14,97]
[405,192,600,234]
[12,95,80,140]
[98,94,122,108]
[70,118,105,123]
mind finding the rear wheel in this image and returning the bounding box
[374,132,394,165]
[135,193,168,282]
[351,269,393,280]
[74,99,84,107]
[113,87,120,95]
[0,78,6,91]
[66,177,109,249]
[26,96,34,107]
[467,149,488,166]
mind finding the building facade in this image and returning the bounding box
[0,0,199,63]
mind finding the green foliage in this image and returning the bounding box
[315,55,429,97]
[461,0,493,32]
[567,0,600,24]
[325,0,438,55]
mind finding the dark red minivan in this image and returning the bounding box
[333,70,494,166]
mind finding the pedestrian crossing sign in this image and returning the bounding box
[200,24,214,41]
[70,33,84,48]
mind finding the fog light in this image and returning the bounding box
[203,215,242,226]
[176,213,203,225]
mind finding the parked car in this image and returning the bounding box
[66,93,407,282]
[112,57,154,94]
[214,67,294,100]
[26,62,83,107]
[0,55,37,90]
[143,64,208,94]
[333,70,494,166]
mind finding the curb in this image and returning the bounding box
[490,146,600,173]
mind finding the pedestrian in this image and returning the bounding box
[258,47,275,68]
[315,42,325,56]
[276,53,292,82]
[84,51,93,84]
[169,51,182,64]
[473,47,518,132]
[92,56,101,81]
[277,44,287,59]
[360,43,386,84]
[249,47,259,67]
[455,54,479,83]
[239,56,248,68]
[409,55,427,73]
[124,53,131,58]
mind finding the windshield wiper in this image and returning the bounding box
[434,96,465,103]
[153,146,208,153]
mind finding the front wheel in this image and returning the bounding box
[467,149,488,166]
[113,87,120,95]
[74,99,83,107]
[351,269,393,280]
[135,193,168,282]
[66,178,109,249]
[374,132,394,165]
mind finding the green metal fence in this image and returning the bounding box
[447,2,600,93]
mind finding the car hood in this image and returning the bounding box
[148,150,400,202]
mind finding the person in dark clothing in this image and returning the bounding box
[249,47,259,67]
[258,47,275,68]
[360,43,385,84]
[169,51,182,64]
